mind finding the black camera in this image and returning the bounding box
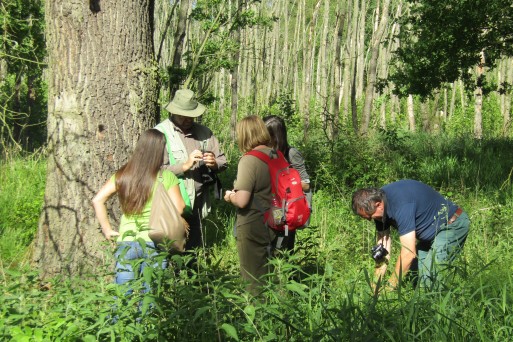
[371,244,388,261]
[198,164,216,186]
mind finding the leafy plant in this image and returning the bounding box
[0,0,47,152]
[2,128,513,340]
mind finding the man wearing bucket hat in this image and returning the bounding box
[155,89,227,250]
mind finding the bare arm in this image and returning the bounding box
[374,229,392,280]
[388,230,416,288]
[224,189,252,208]
[92,179,120,240]
[168,184,185,215]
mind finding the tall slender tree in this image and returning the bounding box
[360,0,391,135]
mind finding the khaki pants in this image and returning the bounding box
[236,220,276,295]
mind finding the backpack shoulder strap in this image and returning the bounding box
[245,149,285,163]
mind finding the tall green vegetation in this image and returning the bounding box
[0,0,46,152]
[0,150,45,265]
[2,123,513,340]
[1,1,513,338]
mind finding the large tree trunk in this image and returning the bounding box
[34,1,158,278]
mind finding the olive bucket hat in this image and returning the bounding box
[165,89,206,117]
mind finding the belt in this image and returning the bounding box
[447,207,463,225]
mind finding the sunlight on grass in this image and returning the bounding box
[0,152,46,264]
[2,136,513,340]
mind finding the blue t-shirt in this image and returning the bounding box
[375,179,458,242]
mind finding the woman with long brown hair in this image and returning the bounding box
[93,129,185,288]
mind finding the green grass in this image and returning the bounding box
[2,133,513,341]
[0,151,46,266]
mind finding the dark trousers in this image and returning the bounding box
[185,194,205,250]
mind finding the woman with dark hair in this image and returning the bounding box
[263,115,312,251]
[224,115,276,295]
[93,129,185,289]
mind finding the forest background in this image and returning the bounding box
[1,0,513,340]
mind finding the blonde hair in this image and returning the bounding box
[236,115,271,153]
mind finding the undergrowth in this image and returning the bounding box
[0,150,46,266]
[2,133,513,341]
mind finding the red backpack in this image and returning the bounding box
[246,149,311,236]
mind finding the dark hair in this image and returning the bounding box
[263,115,289,156]
[351,187,385,215]
[115,129,166,215]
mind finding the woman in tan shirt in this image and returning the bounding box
[224,116,276,295]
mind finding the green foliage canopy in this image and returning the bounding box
[390,0,513,97]
[181,0,276,95]
[0,0,46,151]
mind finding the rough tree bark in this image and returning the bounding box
[34,1,158,278]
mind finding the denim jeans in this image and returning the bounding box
[114,241,167,293]
[417,211,470,288]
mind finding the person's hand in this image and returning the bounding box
[183,149,203,171]
[224,190,236,203]
[202,151,218,169]
[102,229,119,241]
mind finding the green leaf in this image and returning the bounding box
[220,323,239,341]
[243,304,255,321]
[83,335,97,342]
[140,295,156,316]
[193,306,211,320]
[285,282,308,297]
